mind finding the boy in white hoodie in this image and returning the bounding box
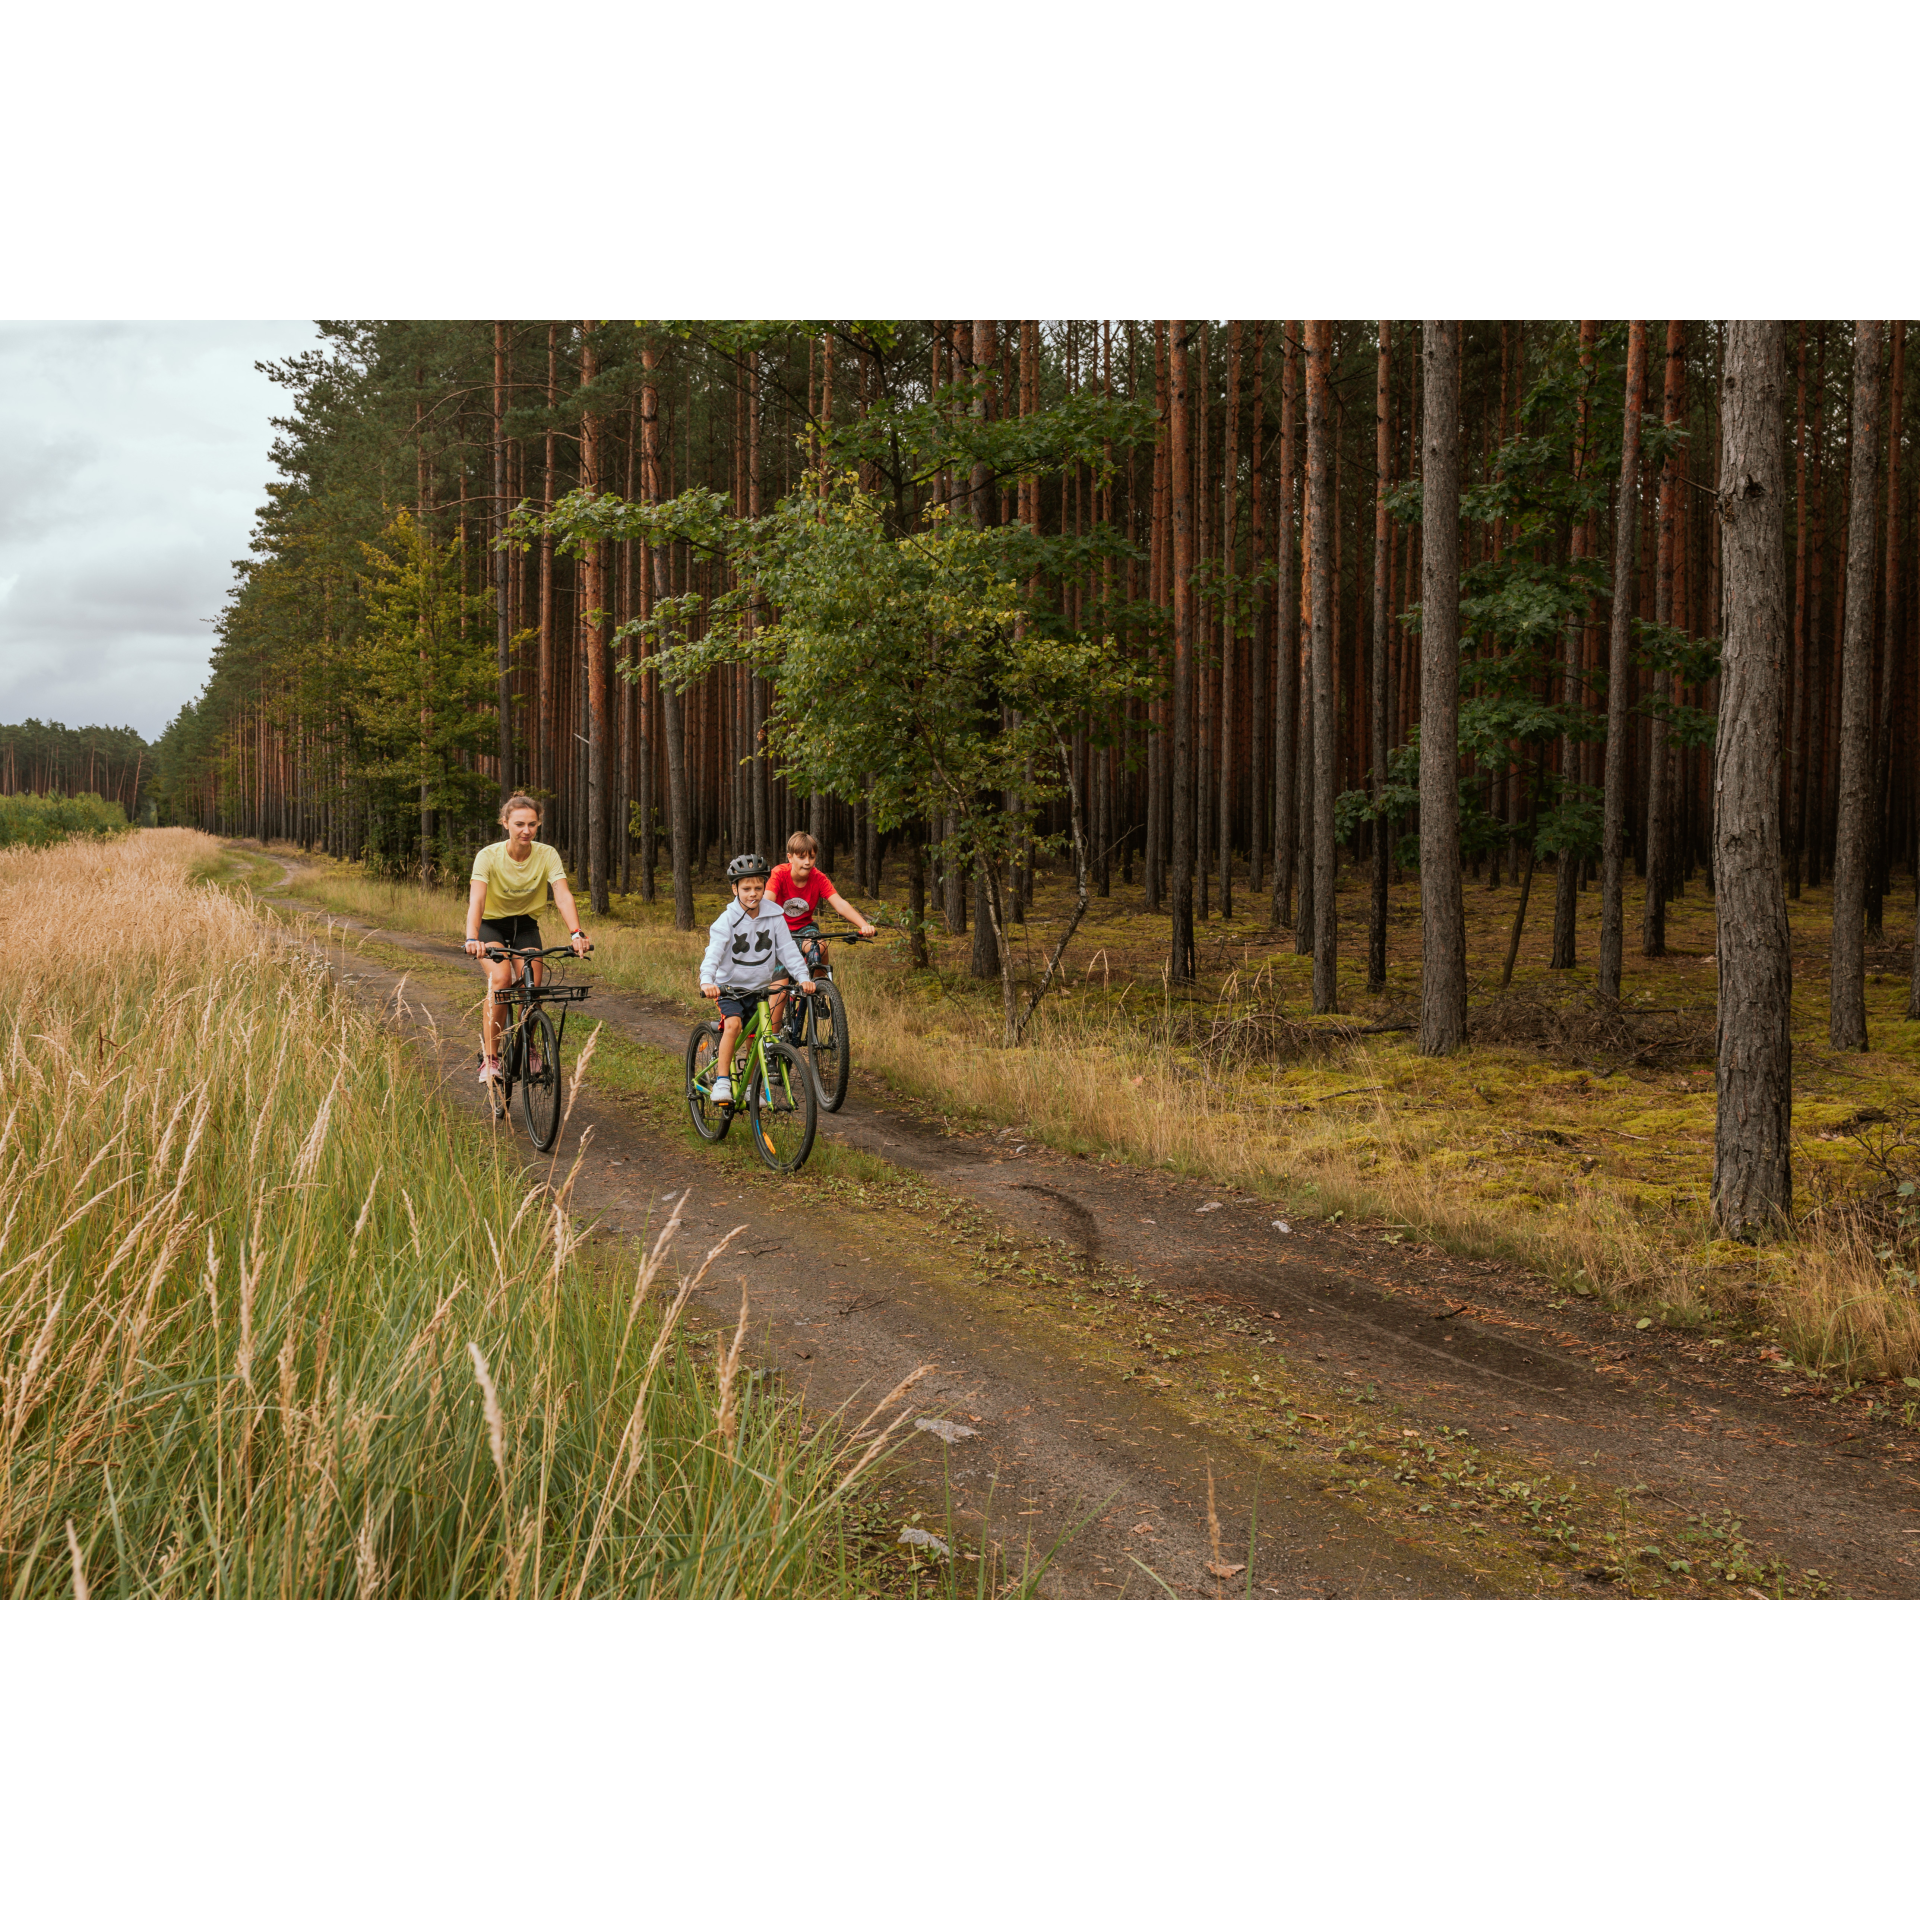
[699,852,814,1106]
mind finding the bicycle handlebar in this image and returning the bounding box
[476,943,591,962]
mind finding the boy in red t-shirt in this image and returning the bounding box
[767,829,875,1032]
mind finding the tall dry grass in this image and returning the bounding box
[274,856,1920,1379]
[1,831,922,1598]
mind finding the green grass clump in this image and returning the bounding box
[0,831,918,1598]
[0,790,129,847]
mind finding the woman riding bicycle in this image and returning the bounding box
[464,793,590,1085]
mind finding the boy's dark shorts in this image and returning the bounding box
[716,991,767,1024]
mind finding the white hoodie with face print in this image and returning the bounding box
[699,896,812,994]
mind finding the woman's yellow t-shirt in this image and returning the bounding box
[472,840,567,921]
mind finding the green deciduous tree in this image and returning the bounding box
[526,467,1150,1044]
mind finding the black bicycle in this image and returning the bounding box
[777,930,871,1112]
[481,944,591,1152]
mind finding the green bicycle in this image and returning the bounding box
[685,990,819,1173]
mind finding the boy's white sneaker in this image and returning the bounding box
[711,1076,732,1106]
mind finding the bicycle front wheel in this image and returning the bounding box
[805,979,851,1112]
[489,1012,517,1119]
[519,1005,563,1152]
[685,1021,732,1143]
[747,1040,817,1173]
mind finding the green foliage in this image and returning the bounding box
[0,790,131,847]
[528,472,1153,875]
[825,381,1158,512]
[348,511,498,855]
[1380,323,1719,867]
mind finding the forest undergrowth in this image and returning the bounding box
[0,831,929,1599]
[274,847,1920,1383]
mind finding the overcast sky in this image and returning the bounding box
[0,321,320,741]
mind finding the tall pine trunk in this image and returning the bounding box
[493,322,513,798]
[1418,322,1466,1055]
[749,348,769,857]
[1270,323,1300,931]
[1550,321,1600,969]
[1218,320,1241,920]
[1249,321,1268,894]
[1305,321,1338,1013]
[1712,321,1793,1234]
[538,326,557,810]
[642,343,695,930]
[1643,320,1685,955]
[580,322,610,914]
[1169,321,1197,984]
[1868,321,1904,935]
[969,320,1002,982]
[1597,321,1647,1001]
[1787,323,1811,898]
[1830,320,1884,1050]
[1368,321,1391,991]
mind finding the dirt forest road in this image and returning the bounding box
[240,847,1920,1600]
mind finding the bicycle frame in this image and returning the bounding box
[774,930,863,1042]
[485,945,590,1059]
[723,994,785,1096]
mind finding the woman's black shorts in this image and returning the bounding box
[478,915,542,954]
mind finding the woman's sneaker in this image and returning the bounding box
[479,1055,503,1084]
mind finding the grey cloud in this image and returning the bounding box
[0,320,318,736]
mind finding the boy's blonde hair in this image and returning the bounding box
[786,830,818,857]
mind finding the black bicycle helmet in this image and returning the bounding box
[726,852,771,882]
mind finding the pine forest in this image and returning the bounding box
[14,317,1920,1604]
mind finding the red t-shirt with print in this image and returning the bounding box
[769,863,834,931]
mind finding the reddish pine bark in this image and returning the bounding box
[1713,322,1794,1234]
[1368,321,1391,991]
[642,341,694,930]
[1271,322,1300,933]
[1830,321,1885,1049]
[1218,320,1242,920]
[1169,321,1197,984]
[1305,320,1338,1014]
[1642,322,1686,954]
[1597,321,1648,1002]
[1417,322,1466,1054]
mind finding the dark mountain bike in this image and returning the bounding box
[481,944,591,1152]
[777,930,873,1112]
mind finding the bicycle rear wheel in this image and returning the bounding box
[747,1040,817,1173]
[805,979,851,1112]
[685,1021,732,1142]
[519,1005,563,1151]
